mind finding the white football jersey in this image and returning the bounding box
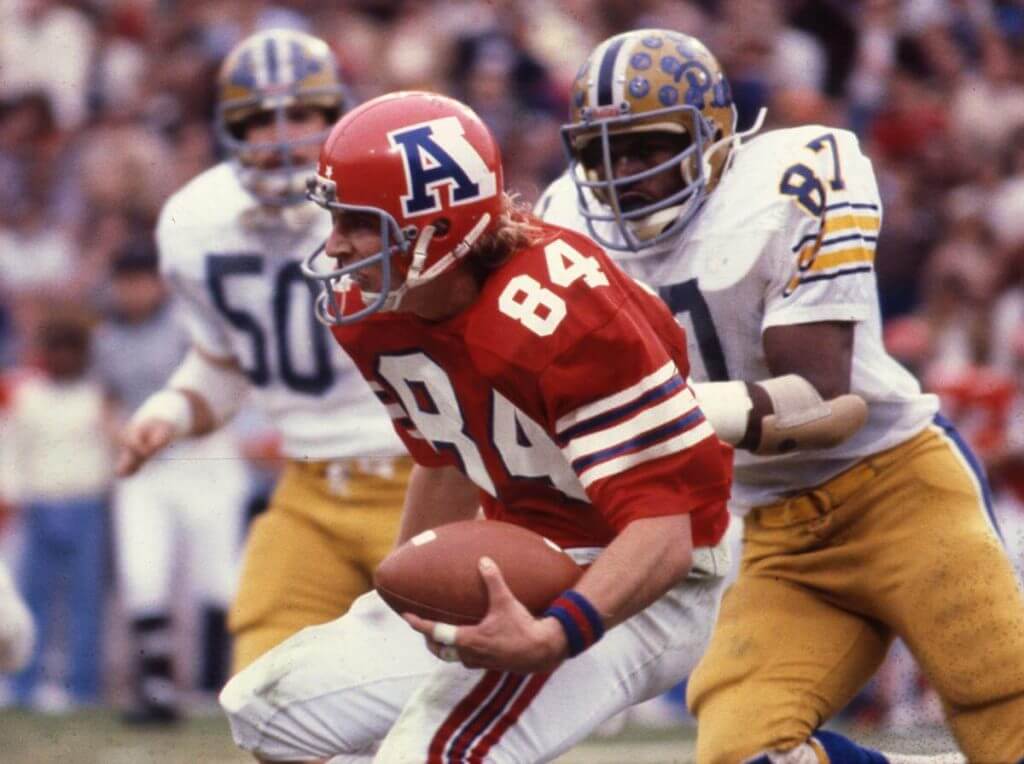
[158,163,404,460]
[540,126,939,510]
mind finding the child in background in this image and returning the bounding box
[1,312,115,711]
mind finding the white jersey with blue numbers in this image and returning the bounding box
[539,125,939,511]
[157,162,404,460]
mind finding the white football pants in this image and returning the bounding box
[114,444,249,615]
[221,558,726,763]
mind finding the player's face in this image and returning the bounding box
[40,334,89,380]
[581,131,690,211]
[239,105,329,169]
[325,210,394,293]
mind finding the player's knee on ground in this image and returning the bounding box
[742,742,827,764]
[220,613,410,763]
[220,630,348,761]
[694,702,816,764]
[698,738,816,764]
[220,654,301,761]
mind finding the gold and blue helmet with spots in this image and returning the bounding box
[563,29,738,253]
[216,29,347,206]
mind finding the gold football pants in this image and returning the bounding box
[688,420,1024,763]
[229,456,409,673]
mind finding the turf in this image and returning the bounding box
[0,708,957,763]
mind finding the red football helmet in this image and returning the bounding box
[303,91,504,324]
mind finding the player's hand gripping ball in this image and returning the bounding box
[374,520,582,625]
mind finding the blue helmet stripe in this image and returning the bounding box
[264,36,279,84]
[597,36,626,106]
[230,49,256,88]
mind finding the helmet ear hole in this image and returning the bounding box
[432,218,452,239]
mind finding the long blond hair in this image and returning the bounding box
[469,192,545,273]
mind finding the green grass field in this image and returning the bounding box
[0,708,958,763]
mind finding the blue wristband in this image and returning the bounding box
[543,589,605,657]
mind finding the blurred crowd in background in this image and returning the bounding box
[1,0,1024,734]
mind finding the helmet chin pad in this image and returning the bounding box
[234,159,317,206]
[625,202,687,243]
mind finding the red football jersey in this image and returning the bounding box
[332,223,731,551]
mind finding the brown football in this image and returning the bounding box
[374,520,583,625]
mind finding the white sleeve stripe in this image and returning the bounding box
[570,407,705,474]
[555,360,677,433]
[577,420,716,488]
[563,387,698,461]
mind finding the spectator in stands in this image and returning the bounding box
[1,312,115,712]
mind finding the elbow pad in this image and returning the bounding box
[755,375,868,454]
[693,375,868,455]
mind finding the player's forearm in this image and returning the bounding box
[572,514,693,631]
[168,347,249,433]
[396,464,480,545]
[693,376,868,455]
[131,348,247,436]
[763,321,854,399]
[693,321,864,455]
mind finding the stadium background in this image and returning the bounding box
[1,0,1022,760]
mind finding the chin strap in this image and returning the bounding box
[365,213,492,313]
[384,224,438,311]
[414,213,492,285]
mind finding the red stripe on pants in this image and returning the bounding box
[468,672,553,763]
[447,673,527,762]
[427,671,504,764]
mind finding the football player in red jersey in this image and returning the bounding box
[220,91,732,763]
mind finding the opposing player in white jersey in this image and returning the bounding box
[117,29,410,675]
[539,28,1024,764]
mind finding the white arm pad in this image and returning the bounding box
[755,375,868,454]
[692,375,868,454]
[129,388,193,437]
[167,347,250,429]
[690,380,751,445]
